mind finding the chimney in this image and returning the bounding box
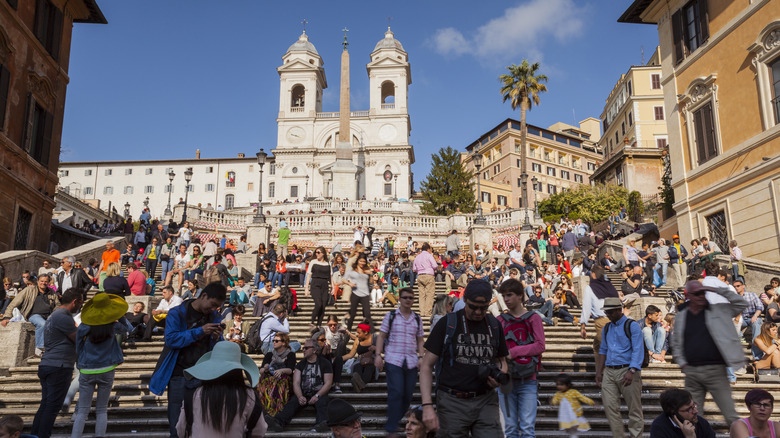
[196,149,201,159]
[237,153,245,158]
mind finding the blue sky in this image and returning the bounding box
[61,0,659,186]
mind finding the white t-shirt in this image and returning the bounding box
[156,295,184,312]
[509,249,524,264]
[179,227,192,241]
[174,253,189,269]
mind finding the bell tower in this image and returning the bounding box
[367,27,411,120]
[277,31,327,119]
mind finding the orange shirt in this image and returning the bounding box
[101,249,120,271]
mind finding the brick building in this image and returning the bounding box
[0,0,105,252]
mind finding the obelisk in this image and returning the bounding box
[331,27,358,199]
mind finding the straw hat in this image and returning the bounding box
[184,341,260,387]
[81,293,129,325]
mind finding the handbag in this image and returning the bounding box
[327,293,335,307]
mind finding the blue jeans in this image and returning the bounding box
[642,326,666,354]
[656,263,668,286]
[742,316,764,359]
[385,362,418,434]
[499,379,538,438]
[167,376,201,438]
[28,314,47,349]
[400,270,416,287]
[71,370,115,438]
[184,268,203,281]
[160,259,175,283]
[31,365,73,438]
[732,263,744,284]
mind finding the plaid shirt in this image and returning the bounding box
[741,291,764,321]
[380,309,423,370]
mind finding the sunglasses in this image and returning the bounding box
[400,296,414,300]
[317,338,326,342]
[273,339,283,343]
[467,303,489,311]
[315,251,322,254]
[328,323,337,327]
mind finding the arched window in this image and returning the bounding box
[291,84,305,108]
[224,194,235,210]
[381,81,395,104]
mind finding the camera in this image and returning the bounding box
[478,363,510,385]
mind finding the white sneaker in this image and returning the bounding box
[34,348,43,357]
[734,367,747,375]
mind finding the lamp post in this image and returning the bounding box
[144,196,149,209]
[124,202,130,219]
[305,174,309,201]
[254,148,267,223]
[564,205,570,220]
[393,174,399,201]
[531,176,541,220]
[164,170,175,216]
[472,151,486,225]
[182,167,193,223]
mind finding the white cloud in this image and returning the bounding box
[430,0,587,61]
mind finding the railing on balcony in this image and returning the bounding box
[572,163,581,170]
[381,103,395,109]
[316,111,370,119]
[289,107,305,113]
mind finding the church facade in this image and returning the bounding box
[272,28,414,201]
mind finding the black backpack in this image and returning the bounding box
[603,318,650,368]
[246,314,273,354]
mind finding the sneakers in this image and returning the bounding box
[650,358,662,364]
[333,385,342,394]
[734,367,747,376]
[34,348,43,357]
[312,421,329,433]
[265,414,283,432]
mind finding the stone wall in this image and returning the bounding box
[0,237,127,281]
[0,322,36,374]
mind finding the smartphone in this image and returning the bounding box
[674,412,686,424]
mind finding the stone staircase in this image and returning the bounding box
[0,266,774,437]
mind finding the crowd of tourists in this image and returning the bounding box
[1,210,780,438]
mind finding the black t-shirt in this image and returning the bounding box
[630,273,643,293]
[295,356,333,397]
[173,302,214,377]
[684,308,725,366]
[424,310,509,392]
[125,312,146,327]
[31,292,55,318]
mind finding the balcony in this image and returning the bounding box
[381,103,395,110]
[289,107,305,113]
[316,111,370,119]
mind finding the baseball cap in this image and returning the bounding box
[463,280,493,302]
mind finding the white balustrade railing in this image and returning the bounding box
[381,103,395,109]
[289,107,305,113]
[315,111,370,119]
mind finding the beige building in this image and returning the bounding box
[591,48,666,199]
[462,118,603,213]
[620,0,780,263]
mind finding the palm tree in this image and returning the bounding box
[499,60,548,218]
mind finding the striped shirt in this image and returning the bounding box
[380,309,423,370]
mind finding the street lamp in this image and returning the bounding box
[531,176,541,220]
[472,151,486,225]
[144,196,149,209]
[182,167,193,223]
[254,148,268,223]
[124,202,130,219]
[393,174,399,201]
[305,174,310,201]
[164,170,175,216]
[564,205,570,220]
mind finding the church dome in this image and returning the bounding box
[286,31,319,55]
[373,27,405,52]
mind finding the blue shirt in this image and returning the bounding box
[599,315,644,369]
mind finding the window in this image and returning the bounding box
[0,65,9,131]
[772,56,780,124]
[23,99,54,167]
[248,165,253,173]
[59,170,69,177]
[546,167,556,177]
[616,167,624,186]
[574,174,584,183]
[269,182,275,198]
[621,122,625,136]
[651,74,661,89]
[483,171,489,180]
[547,184,557,195]
[145,168,153,175]
[654,106,665,120]
[532,163,542,173]
[164,185,172,193]
[165,167,173,174]
[561,170,570,180]
[384,183,392,196]
[493,164,500,174]
[291,167,298,174]
[705,210,728,253]
[125,169,133,175]
[206,166,214,173]
[269,165,276,175]
[84,169,92,176]
[615,132,619,145]
[657,138,668,149]
[103,186,113,195]
[248,182,254,191]
[628,111,633,126]
[205,184,215,192]
[671,0,709,65]
[226,171,236,188]
[13,207,32,250]
[124,186,133,195]
[84,187,93,195]
[33,0,63,61]
[290,185,299,198]
[186,184,194,192]
[6,0,18,10]
[497,195,507,206]
[517,178,522,187]
[587,162,596,171]
[225,194,235,210]
[481,192,491,203]
[750,23,780,128]
[627,80,632,96]
[104,169,112,176]
[517,159,521,168]
[693,102,718,164]
[144,185,154,194]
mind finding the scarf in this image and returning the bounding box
[589,277,618,300]
[270,347,291,370]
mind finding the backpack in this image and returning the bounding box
[435,311,501,390]
[497,311,540,380]
[246,314,273,354]
[603,318,650,368]
[203,265,221,285]
[384,309,422,349]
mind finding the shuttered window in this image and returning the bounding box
[654,106,665,120]
[34,0,63,61]
[0,65,9,131]
[693,102,718,164]
[23,94,54,168]
[672,0,709,65]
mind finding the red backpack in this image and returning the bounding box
[497,311,541,379]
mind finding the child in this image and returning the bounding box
[0,415,23,438]
[370,274,383,307]
[551,373,595,437]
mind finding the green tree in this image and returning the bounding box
[538,184,628,224]
[420,146,476,216]
[499,59,548,210]
[627,191,644,222]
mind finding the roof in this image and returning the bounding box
[73,0,107,24]
[373,27,405,52]
[618,0,656,24]
[286,31,319,56]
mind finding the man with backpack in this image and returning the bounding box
[255,303,299,354]
[419,280,509,437]
[497,278,546,438]
[374,287,424,437]
[595,297,644,438]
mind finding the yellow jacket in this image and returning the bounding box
[551,388,595,417]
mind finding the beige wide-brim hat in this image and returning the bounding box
[81,293,129,326]
[184,341,260,387]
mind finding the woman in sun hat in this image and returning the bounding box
[71,293,132,438]
[176,341,266,437]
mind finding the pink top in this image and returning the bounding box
[741,418,776,438]
[127,270,146,296]
[412,250,438,276]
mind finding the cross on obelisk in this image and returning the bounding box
[342,27,349,50]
